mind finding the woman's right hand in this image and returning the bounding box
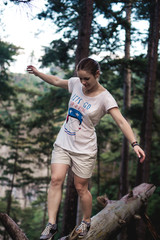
[27,65,39,76]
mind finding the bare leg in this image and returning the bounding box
[74,175,92,222]
[48,163,69,224]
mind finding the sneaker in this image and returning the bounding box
[76,220,91,238]
[40,223,58,240]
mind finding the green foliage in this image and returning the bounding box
[40,39,75,70]
[20,199,44,240]
[38,0,141,70]
[0,194,22,221]
[0,195,44,240]
[0,40,20,100]
[0,40,20,68]
[132,0,151,20]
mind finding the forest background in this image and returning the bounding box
[0,0,160,240]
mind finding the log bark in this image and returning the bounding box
[59,183,156,240]
[0,213,29,240]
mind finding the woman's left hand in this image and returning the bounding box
[133,145,145,163]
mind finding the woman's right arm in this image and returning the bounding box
[27,65,68,90]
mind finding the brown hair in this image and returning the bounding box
[76,58,100,76]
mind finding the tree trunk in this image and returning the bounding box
[135,2,160,240]
[59,183,156,240]
[119,1,132,200]
[75,0,93,67]
[62,0,94,235]
[119,4,132,240]
[97,146,100,197]
[6,143,19,216]
[136,0,160,185]
[61,168,78,237]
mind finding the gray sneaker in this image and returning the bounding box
[76,220,91,238]
[40,223,57,240]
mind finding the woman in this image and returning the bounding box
[27,58,145,240]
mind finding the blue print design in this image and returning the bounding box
[64,108,83,136]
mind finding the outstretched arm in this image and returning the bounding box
[109,107,145,163]
[27,65,68,89]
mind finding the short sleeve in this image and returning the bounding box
[68,77,79,93]
[103,90,118,113]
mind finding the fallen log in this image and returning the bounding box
[0,213,29,240]
[59,183,156,240]
[0,183,156,240]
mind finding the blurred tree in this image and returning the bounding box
[0,40,19,100]
[119,0,132,200]
[0,94,33,215]
[118,3,132,240]
[136,0,160,184]
[135,1,160,239]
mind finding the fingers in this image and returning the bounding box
[26,65,32,73]
[139,154,145,163]
[26,65,36,74]
[134,146,145,163]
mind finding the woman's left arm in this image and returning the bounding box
[109,107,145,163]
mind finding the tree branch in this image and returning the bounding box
[0,213,29,240]
[11,0,33,2]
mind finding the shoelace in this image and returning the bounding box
[77,221,90,233]
[41,224,52,235]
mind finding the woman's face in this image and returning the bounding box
[77,70,100,92]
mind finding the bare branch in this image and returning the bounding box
[11,0,33,3]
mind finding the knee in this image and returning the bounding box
[75,183,87,197]
[50,175,63,188]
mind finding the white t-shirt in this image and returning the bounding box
[55,77,118,154]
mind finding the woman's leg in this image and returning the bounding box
[74,175,92,222]
[48,163,69,224]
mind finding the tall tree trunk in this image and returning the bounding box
[62,0,93,235]
[4,142,19,240]
[6,144,19,216]
[97,145,100,197]
[136,1,160,240]
[61,168,78,237]
[136,0,160,186]
[119,0,132,200]
[118,3,131,240]
[75,0,93,67]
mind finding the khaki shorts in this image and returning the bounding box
[51,144,97,179]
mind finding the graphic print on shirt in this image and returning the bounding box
[64,107,83,136]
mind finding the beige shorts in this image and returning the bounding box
[51,144,97,179]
